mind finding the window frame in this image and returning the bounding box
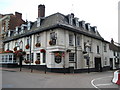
[69,34,74,46]
[69,53,75,62]
[97,45,100,54]
[36,53,40,61]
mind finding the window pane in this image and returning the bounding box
[27,54,30,60]
[27,38,30,45]
[43,53,46,63]
[36,53,40,60]
[69,34,73,46]
[5,55,7,62]
[9,55,12,62]
[31,53,34,63]
[97,46,99,54]
[50,32,56,39]
[69,53,74,61]
[36,36,40,43]
[77,36,80,46]
[2,56,4,62]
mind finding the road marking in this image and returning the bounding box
[96,83,113,86]
[91,76,113,90]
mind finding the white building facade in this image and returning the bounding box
[1,5,119,72]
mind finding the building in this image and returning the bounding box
[0,12,25,52]
[109,38,120,70]
[1,4,119,72]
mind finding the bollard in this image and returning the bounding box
[112,70,120,85]
[116,70,120,85]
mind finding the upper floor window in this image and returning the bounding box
[36,35,41,43]
[97,45,100,54]
[7,43,9,50]
[50,32,57,40]
[117,52,119,57]
[50,32,57,45]
[69,34,73,46]
[15,42,18,47]
[84,42,86,51]
[27,38,30,45]
[104,44,107,52]
[77,36,80,46]
[19,41,23,49]
[113,51,116,56]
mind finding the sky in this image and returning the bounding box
[0,0,119,42]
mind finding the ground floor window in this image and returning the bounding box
[9,55,12,62]
[43,53,46,63]
[69,53,74,62]
[0,53,14,63]
[36,53,40,60]
[27,54,30,60]
[31,53,34,63]
[104,57,107,66]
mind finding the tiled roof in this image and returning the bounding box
[109,43,120,52]
[4,12,105,42]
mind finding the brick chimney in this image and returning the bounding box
[15,12,22,19]
[38,4,45,17]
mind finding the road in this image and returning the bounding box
[1,67,120,89]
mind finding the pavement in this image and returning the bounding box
[1,67,120,89]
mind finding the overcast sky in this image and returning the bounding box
[0,0,119,42]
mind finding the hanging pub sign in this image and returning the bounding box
[54,52,62,64]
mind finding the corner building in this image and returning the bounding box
[2,5,114,72]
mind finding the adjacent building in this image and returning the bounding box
[109,39,120,70]
[0,4,119,72]
[0,12,25,52]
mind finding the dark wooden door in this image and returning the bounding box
[110,58,113,70]
[94,57,102,72]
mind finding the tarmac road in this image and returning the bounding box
[1,67,119,89]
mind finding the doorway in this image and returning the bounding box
[110,58,113,70]
[94,57,102,72]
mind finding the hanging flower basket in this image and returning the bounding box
[35,60,40,64]
[55,53,62,56]
[49,40,53,45]
[35,43,41,47]
[25,44,30,49]
[14,50,26,57]
[24,60,30,64]
[14,47,17,51]
[40,49,46,53]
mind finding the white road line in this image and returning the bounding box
[96,83,113,86]
[91,76,113,90]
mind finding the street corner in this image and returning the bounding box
[91,75,119,89]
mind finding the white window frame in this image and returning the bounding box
[69,53,74,62]
[36,35,41,43]
[104,57,107,66]
[69,34,74,46]
[76,36,80,46]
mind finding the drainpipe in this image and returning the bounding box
[74,33,77,69]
